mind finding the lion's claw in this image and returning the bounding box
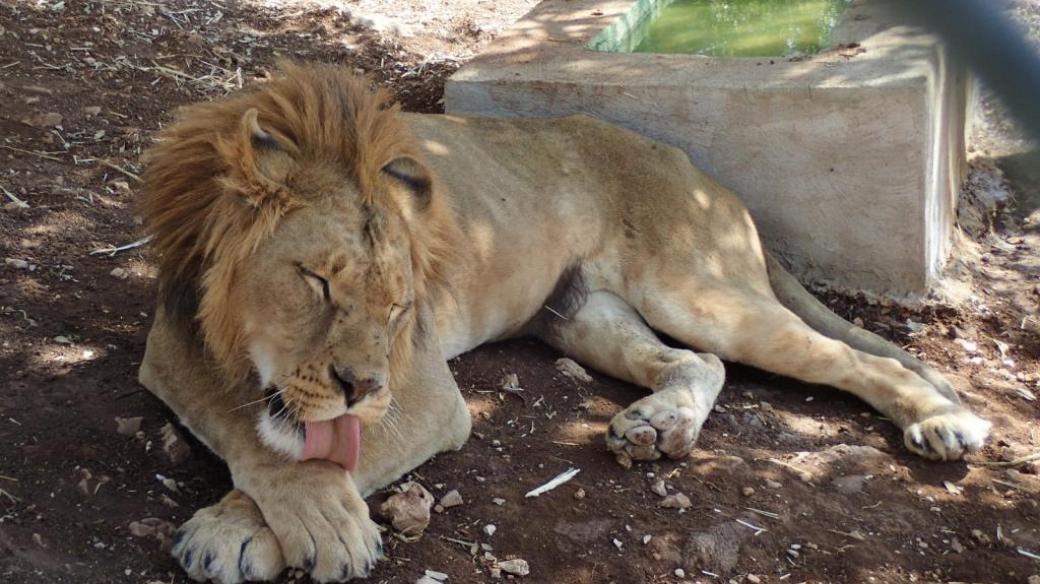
[172,490,284,584]
[904,408,991,460]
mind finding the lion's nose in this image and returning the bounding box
[330,364,384,406]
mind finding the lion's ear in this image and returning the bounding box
[381,156,432,209]
[231,108,296,193]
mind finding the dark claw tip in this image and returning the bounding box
[304,556,315,571]
[183,549,194,569]
[173,530,185,546]
[340,564,353,579]
[203,552,214,572]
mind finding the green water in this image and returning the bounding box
[633,0,850,57]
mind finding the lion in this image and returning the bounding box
[137,64,991,583]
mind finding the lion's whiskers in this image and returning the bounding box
[378,396,407,452]
[227,387,284,413]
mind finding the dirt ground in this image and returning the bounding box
[2,1,1040,583]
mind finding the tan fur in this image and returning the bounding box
[138,65,990,584]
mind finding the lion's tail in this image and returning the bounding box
[764,253,960,403]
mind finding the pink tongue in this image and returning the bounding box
[303,415,361,471]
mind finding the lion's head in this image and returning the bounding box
[140,64,458,465]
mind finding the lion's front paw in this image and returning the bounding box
[241,462,384,583]
[904,408,991,461]
[173,489,285,584]
[606,388,706,467]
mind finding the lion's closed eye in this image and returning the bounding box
[299,267,331,301]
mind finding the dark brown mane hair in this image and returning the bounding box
[140,62,459,379]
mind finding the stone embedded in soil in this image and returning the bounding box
[683,521,751,575]
[83,105,102,117]
[659,493,691,509]
[380,482,435,537]
[484,524,497,536]
[741,486,755,497]
[110,267,129,280]
[423,569,448,581]
[4,258,29,270]
[831,474,867,495]
[160,422,191,466]
[555,358,592,383]
[496,558,529,576]
[438,489,463,509]
[573,487,586,499]
[499,373,520,390]
[765,479,783,489]
[128,518,177,550]
[747,575,762,584]
[650,480,667,497]
[114,416,143,436]
[23,112,63,128]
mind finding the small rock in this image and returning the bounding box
[650,480,667,497]
[160,477,179,493]
[160,422,191,466]
[110,267,129,280]
[642,534,652,545]
[492,497,506,506]
[950,537,965,553]
[422,569,448,582]
[128,518,176,550]
[496,558,529,576]
[53,335,72,345]
[115,416,143,436]
[416,577,440,584]
[24,112,63,128]
[159,494,179,508]
[439,489,463,509]
[380,482,434,537]
[4,258,29,270]
[747,575,762,584]
[109,180,131,195]
[674,568,685,578]
[573,487,585,500]
[831,474,867,495]
[765,479,783,489]
[1027,576,1040,584]
[660,493,691,509]
[741,486,755,497]
[612,538,623,551]
[32,533,46,548]
[971,529,991,544]
[83,105,102,117]
[499,373,520,390]
[555,358,592,383]
[483,524,497,537]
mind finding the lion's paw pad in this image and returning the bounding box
[173,491,284,584]
[904,409,991,461]
[607,391,702,466]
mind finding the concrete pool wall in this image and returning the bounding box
[445,0,971,298]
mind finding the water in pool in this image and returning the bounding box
[633,0,851,57]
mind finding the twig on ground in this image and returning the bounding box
[0,144,63,162]
[97,159,142,183]
[1,185,29,208]
[745,507,781,520]
[1017,547,1040,561]
[735,518,767,535]
[0,487,19,503]
[89,235,153,257]
[0,475,17,483]
[972,451,1040,467]
[525,467,580,498]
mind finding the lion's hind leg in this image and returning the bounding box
[539,290,726,467]
[635,286,990,461]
